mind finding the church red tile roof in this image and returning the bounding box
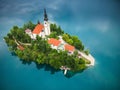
[48,38,61,46]
[32,23,44,34]
[64,44,75,52]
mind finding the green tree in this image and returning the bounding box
[84,49,89,55]
[23,21,36,31]
[62,34,69,42]
[15,49,24,59]
[36,53,45,64]
[73,50,78,57]
[67,39,73,45]
[79,58,85,64]
[49,32,58,39]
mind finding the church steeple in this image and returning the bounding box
[44,8,48,21]
[44,8,50,36]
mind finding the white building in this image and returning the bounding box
[48,38,75,55]
[64,44,75,54]
[25,29,34,39]
[32,21,45,39]
[48,38,61,50]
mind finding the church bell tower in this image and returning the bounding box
[44,8,50,36]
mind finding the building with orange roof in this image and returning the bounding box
[32,22,45,39]
[64,44,75,54]
[31,9,50,39]
[17,45,24,51]
[33,23,44,34]
[48,38,75,54]
[25,29,34,38]
[48,38,61,49]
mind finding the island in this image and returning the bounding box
[4,9,95,75]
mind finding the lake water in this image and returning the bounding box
[0,0,120,90]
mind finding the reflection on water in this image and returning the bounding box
[11,51,86,78]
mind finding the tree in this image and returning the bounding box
[15,49,24,59]
[36,53,45,64]
[74,42,84,51]
[49,32,58,39]
[67,39,73,45]
[79,58,85,64]
[13,26,19,31]
[23,21,36,31]
[50,24,57,32]
[62,34,69,42]
[84,49,89,55]
[71,36,79,42]
[73,50,78,57]
[57,26,64,35]
[50,24,64,36]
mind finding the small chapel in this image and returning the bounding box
[25,9,51,39]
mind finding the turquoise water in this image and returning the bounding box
[0,0,120,90]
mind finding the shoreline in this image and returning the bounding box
[78,51,95,66]
[59,36,95,66]
[88,54,95,66]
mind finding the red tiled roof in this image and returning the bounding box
[48,38,61,46]
[18,45,24,51]
[64,44,75,52]
[32,24,44,34]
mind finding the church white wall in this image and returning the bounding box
[33,34,36,39]
[41,32,45,38]
[51,45,58,50]
[39,33,42,37]
[38,32,45,38]
[47,22,50,35]
[30,34,34,39]
[44,21,50,36]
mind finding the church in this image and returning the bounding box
[25,9,50,39]
[25,9,75,54]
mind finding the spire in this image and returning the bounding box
[44,8,48,21]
